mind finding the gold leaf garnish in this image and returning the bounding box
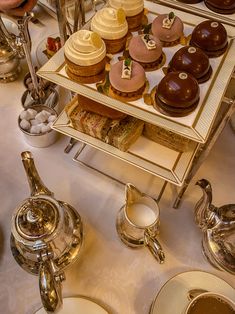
[117,8,126,24]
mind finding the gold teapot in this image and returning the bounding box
[195,179,235,275]
[11,151,83,313]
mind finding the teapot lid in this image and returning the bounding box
[12,197,60,241]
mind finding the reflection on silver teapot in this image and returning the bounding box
[195,179,235,275]
[10,151,83,313]
[0,18,21,83]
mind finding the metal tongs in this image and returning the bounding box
[18,13,46,103]
[55,0,86,43]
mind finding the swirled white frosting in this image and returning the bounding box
[64,30,106,66]
[109,0,144,17]
[91,7,128,40]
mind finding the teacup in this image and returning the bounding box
[116,184,165,264]
[185,292,235,314]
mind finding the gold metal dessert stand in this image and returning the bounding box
[38,0,235,208]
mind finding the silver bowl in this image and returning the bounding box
[18,105,58,148]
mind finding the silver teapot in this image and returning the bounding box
[0,20,21,83]
[11,151,83,313]
[195,179,235,275]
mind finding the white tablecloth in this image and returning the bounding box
[0,7,234,314]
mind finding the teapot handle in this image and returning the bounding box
[38,252,65,313]
[144,230,165,264]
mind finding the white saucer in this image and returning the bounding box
[150,270,235,314]
[36,33,59,67]
[35,296,109,314]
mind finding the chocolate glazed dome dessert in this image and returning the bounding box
[155,72,200,117]
[190,20,228,57]
[204,0,235,15]
[168,46,212,83]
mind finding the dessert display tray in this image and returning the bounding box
[37,1,235,143]
[156,0,235,27]
[52,106,199,186]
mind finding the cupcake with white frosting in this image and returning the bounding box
[64,30,106,83]
[109,0,144,31]
[91,7,128,54]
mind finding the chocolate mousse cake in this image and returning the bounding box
[151,12,184,47]
[168,46,212,83]
[109,59,146,101]
[91,7,128,54]
[190,20,228,57]
[64,30,106,84]
[128,34,164,71]
[155,71,200,117]
[204,0,235,15]
[109,0,144,31]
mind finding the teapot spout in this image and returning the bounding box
[195,179,216,230]
[21,151,54,197]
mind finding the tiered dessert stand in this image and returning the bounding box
[37,0,235,208]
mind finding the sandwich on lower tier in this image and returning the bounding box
[66,99,144,151]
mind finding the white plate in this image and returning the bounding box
[35,296,109,314]
[150,270,235,314]
[36,33,59,67]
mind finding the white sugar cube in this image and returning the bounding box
[30,125,41,134]
[38,122,46,127]
[30,119,38,126]
[41,124,51,133]
[27,108,37,119]
[20,119,30,130]
[48,115,56,122]
[35,111,48,123]
[20,110,31,121]
[41,110,51,118]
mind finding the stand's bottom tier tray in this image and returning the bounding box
[52,110,199,186]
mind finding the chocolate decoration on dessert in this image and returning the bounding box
[169,46,212,83]
[205,0,235,15]
[177,0,203,3]
[190,20,228,57]
[155,71,200,117]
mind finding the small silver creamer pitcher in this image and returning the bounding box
[10,151,83,313]
[194,179,235,275]
[116,183,165,264]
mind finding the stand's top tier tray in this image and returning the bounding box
[156,0,235,27]
[37,0,235,143]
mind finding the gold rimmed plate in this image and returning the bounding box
[35,296,110,314]
[150,270,235,314]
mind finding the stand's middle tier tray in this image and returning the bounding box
[52,108,199,186]
[37,1,235,143]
